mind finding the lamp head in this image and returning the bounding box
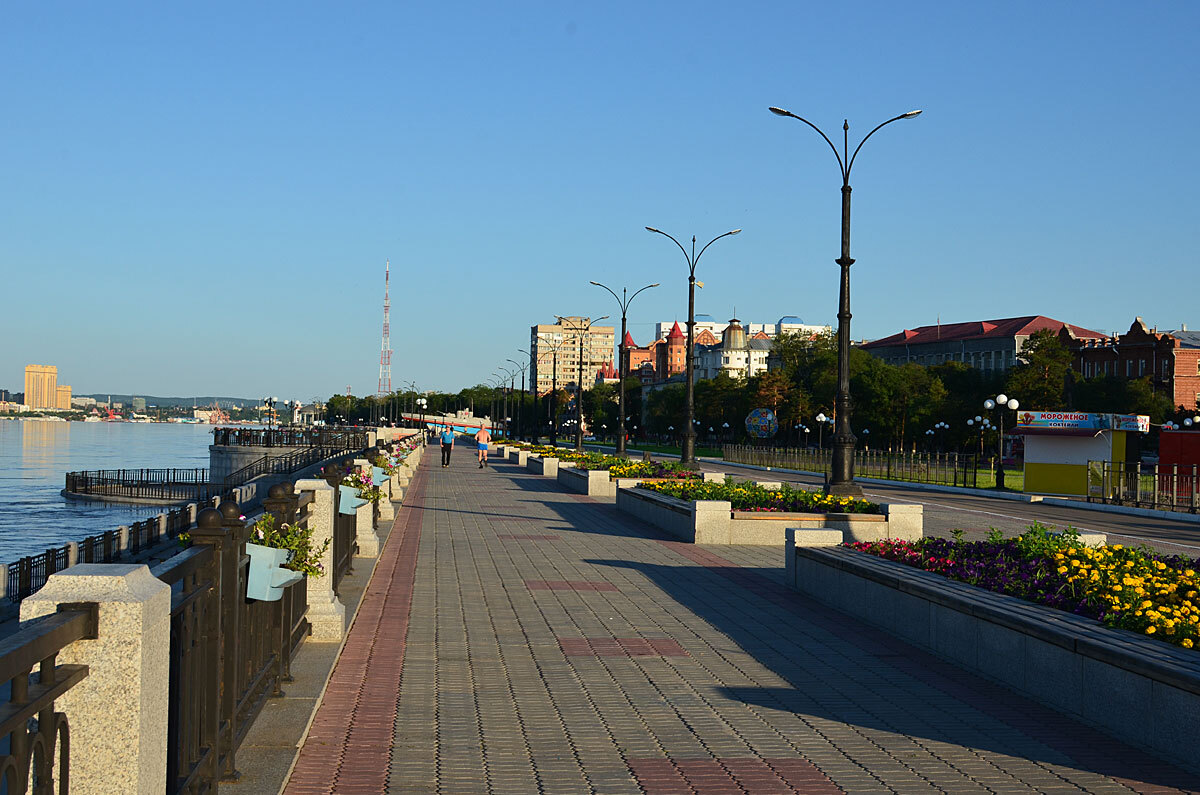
[729,229,742,235]
[901,109,923,119]
[649,282,660,288]
[645,226,660,234]
[768,106,791,117]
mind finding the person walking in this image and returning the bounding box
[440,425,455,467]
[475,425,492,468]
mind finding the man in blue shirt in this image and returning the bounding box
[440,426,455,467]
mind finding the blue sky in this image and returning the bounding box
[2,1,1197,400]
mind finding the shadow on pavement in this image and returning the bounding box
[582,556,1200,791]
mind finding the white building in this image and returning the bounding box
[694,318,774,380]
[655,315,829,342]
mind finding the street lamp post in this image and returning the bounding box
[645,227,741,469]
[985,394,1019,489]
[262,396,278,431]
[556,316,609,452]
[590,280,660,458]
[508,357,529,442]
[769,104,922,496]
[536,332,570,448]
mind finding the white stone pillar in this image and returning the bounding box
[295,479,345,640]
[20,564,170,795]
[378,478,395,523]
[355,500,380,558]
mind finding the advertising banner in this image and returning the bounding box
[1016,411,1101,430]
[1112,414,1151,433]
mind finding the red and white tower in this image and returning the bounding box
[378,259,392,397]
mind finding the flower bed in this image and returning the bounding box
[638,479,880,515]
[847,523,1199,651]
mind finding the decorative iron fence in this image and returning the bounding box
[0,602,97,794]
[5,505,192,603]
[212,427,367,448]
[722,445,981,489]
[64,468,226,503]
[1087,460,1200,513]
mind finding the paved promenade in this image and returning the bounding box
[283,451,1200,794]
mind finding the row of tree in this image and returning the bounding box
[324,329,1186,451]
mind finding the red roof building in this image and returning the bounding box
[1069,317,1200,411]
[861,315,1105,372]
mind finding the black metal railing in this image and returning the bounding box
[223,444,349,487]
[64,468,226,503]
[152,544,220,794]
[6,505,193,604]
[212,427,367,448]
[0,602,97,794]
[723,445,981,489]
[1088,460,1200,513]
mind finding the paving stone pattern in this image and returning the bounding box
[286,452,1200,794]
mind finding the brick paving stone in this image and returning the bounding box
[281,450,1200,795]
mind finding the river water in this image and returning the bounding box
[0,420,213,563]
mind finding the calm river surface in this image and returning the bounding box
[0,420,213,563]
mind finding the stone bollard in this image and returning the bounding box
[295,479,346,640]
[378,476,396,523]
[355,498,380,557]
[21,564,171,795]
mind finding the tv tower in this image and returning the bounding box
[378,259,392,397]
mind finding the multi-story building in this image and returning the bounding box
[861,316,1104,372]
[653,315,829,342]
[1069,317,1200,410]
[530,317,616,395]
[694,318,774,380]
[24,365,59,410]
[56,385,72,410]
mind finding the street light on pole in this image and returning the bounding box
[984,394,1019,489]
[769,104,922,496]
[590,280,660,458]
[508,356,529,442]
[645,226,741,469]
[556,315,609,452]
[536,332,571,447]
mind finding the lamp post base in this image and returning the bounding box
[825,481,864,498]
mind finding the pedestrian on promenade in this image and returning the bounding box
[475,425,492,468]
[440,425,455,468]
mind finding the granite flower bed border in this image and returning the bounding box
[615,485,922,545]
[556,466,723,498]
[785,544,1200,773]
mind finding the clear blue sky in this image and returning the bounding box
[2,1,1197,400]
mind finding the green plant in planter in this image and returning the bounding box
[250,513,331,576]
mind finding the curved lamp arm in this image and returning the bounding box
[848,110,922,177]
[769,107,846,181]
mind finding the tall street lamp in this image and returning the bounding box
[508,356,529,441]
[645,226,741,469]
[590,280,660,457]
[556,315,609,451]
[985,394,1019,489]
[537,332,570,447]
[769,104,922,496]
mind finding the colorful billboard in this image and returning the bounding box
[1015,411,1149,432]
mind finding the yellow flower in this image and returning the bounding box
[1145,626,1157,634]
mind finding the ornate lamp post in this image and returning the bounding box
[556,315,609,451]
[769,104,922,496]
[984,394,1019,489]
[645,226,741,469]
[262,396,278,431]
[590,280,659,457]
[536,332,570,447]
[508,357,529,442]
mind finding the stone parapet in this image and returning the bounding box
[21,564,171,795]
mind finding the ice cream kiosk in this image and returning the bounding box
[1015,411,1149,497]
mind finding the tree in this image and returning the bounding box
[1006,330,1071,410]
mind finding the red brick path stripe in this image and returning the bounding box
[282,461,427,795]
[657,540,1200,795]
[627,757,842,794]
[525,579,619,592]
[559,637,688,657]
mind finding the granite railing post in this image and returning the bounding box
[189,504,242,781]
[20,564,171,795]
[295,478,346,640]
